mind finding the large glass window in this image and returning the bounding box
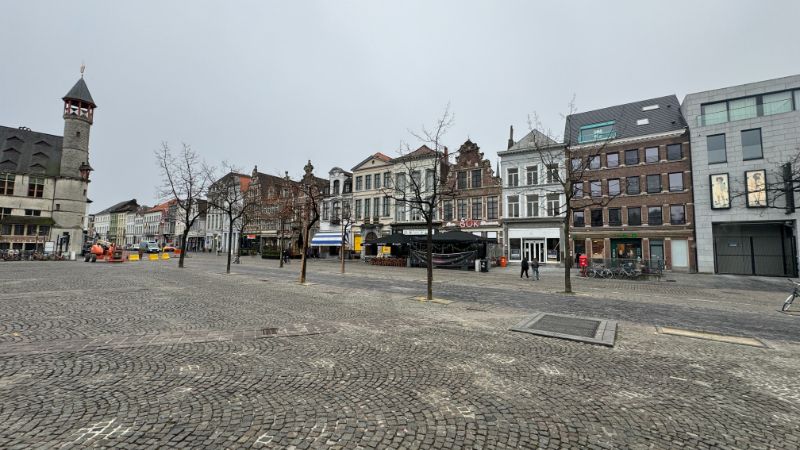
[355,176,363,191]
[471,198,482,219]
[363,199,370,218]
[374,174,381,189]
[608,179,620,196]
[0,174,14,195]
[507,195,519,218]
[590,180,602,197]
[526,194,539,217]
[526,166,539,185]
[373,198,380,218]
[645,147,659,163]
[702,102,728,125]
[507,168,518,187]
[707,134,727,164]
[728,97,757,121]
[667,144,682,161]
[355,199,362,219]
[487,197,498,220]
[578,121,616,143]
[590,209,603,227]
[626,176,640,195]
[741,129,763,160]
[395,173,406,190]
[383,172,391,188]
[410,170,421,188]
[668,172,684,192]
[570,159,582,172]
[0,207,10,219]
[646,174,662,193]
[365,175,372,190]
[648,206,663,225]
[627,207,641,226]
[382,197,390,216]
[608,208,621,226]
[588,156,600,170]
[573,211,585,227]
[332,180,340,195]
[322,201,330,221]
[763,91,793,116]
[471,170,481,188]
[625,149,639,165]
[510,238,522,260]
[546,194,560,216]
[606,152,619,168]
[28,176,44,198]
[457,171,467,189]
[670,205,686,225]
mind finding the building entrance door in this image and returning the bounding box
[524,240,546,263]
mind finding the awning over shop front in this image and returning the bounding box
[310,232,343,246]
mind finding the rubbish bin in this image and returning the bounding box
[499,256,507,267]
[474,259,481,272]
[480,259,489,273]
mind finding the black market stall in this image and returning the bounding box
[409,230,498,270]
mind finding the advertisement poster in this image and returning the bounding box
[710,173,730,209]
[745,169,767,207]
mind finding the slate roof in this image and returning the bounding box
[565,95,686,145]
[0,126,64,176]
[502,130,560,153]
[63,77,96,106]
[95,199,139,216]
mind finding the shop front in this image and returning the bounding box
[572,231,695,272]
[506,224,562,265]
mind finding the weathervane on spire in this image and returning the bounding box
[80,62,85,78]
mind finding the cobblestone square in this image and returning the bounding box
[1,257,799,449]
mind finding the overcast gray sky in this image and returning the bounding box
[2,1,799,212]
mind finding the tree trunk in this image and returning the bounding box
[226,216,234,274]
[179,229,189,268]
[426,217,433,300]
[279,219,284,268]
[563,218,572,293]
[340,221,345,274]
[300,225,309,284]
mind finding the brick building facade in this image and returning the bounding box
[567,95,697,272]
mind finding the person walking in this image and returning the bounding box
[531,258,540,280]
[520,257,530,278]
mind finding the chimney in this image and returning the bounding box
[507,125,514,150]
[443,146,449,163]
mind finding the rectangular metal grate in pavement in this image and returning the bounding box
[511,312,617,347]
[532,315,600,338]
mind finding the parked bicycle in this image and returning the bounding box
[783,279,800,312]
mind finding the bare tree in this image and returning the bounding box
[382,104,454,300]
[340,200,352,274]
[727,148,799,213]
[156,142,210,268]
[298,160,323,284]
[206,162,261,274]
[525,102,618,293]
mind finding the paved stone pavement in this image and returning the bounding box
[0,256,799,449]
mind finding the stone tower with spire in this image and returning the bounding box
[52,71,97,254]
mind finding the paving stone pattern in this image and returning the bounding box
[0,258,799,449]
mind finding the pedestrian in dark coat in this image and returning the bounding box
[531,258,540,280]
[520,257,530,278]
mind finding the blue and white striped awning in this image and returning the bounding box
[310,232,343,246]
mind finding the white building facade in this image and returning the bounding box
[499,130,566,265]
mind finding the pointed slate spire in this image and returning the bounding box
[63,77,96,107]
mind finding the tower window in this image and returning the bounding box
[28,176,45,198]
[76,131,81,137]
[0,173,15,195]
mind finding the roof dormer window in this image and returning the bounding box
[578,121,616,144]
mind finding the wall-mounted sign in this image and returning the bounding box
[401,229,428,235]
[710,173,730,209]
[745,169,767,208]
[246,234,256,239]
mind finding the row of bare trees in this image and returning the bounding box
[156,143,323,279]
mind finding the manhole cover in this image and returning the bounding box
[511,312,617,347]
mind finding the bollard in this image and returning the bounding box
[149,254,158,261]
[129,254,140,261]
[161,253,170,260]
